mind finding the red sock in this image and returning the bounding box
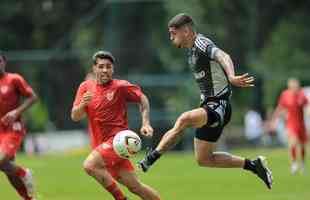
[290,146,297,161]
[15,166,27,178]
[301,146,306,162]
[17,187,32,200]
[106,181,127,200]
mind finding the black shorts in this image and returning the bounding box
[195,99,232,142]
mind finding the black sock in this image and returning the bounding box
[146,150,162,165]
[243,159,257,173]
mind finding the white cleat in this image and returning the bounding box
[300,162,306,175]
[291,162,298,175]
[21,169,35,199]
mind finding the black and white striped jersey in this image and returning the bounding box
[187,33,231,101]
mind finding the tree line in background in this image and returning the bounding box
[1,0,310,132]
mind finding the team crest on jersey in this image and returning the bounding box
[106,91,115,101]
[0,85,8,94]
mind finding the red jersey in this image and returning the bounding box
[0,73,34,131]
[73,79,142,148]
[278,89,309,133]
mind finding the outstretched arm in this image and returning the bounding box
[214,49,255,87]
[139,93,153,137]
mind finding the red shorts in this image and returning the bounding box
[95,137,134,179]
[287,126,308,144]
[0,131,24,158]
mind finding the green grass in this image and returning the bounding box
[1,148,309,200]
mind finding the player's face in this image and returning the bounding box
[0,56,6,75]
[169,27,188,48]
[288,79,300,92]
[93,58,114,84]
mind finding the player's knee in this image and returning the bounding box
[196,155,215,167]
[127,182,144,195]
[83,160,97,177]
[178,112,193,127]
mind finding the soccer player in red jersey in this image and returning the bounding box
[0,51,38,200]
[71,51,161,200]
[273,78,310,174]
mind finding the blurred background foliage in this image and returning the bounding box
[1,0,310,132]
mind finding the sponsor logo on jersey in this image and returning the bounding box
[106,91,115,101]
[193,70,206,79]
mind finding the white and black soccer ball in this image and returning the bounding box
[113,130,142,159]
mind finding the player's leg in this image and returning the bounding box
[194,138,272,189]
[299,132,307,173]
[118,169,160,200]
[83,150,127,200]
[194,138,244,168]
[0,133,35,200]
[287,132,298,174]
[138,107,207,171]
[156,108,207,153]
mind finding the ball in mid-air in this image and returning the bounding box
[113,130,142,159]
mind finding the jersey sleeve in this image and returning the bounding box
[121,80,142,103]
[195,37,219,60]
[13,74,34,97]
[73,82,87,107]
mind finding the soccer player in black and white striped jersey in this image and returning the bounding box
[139,13,273,190]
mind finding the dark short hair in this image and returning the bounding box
[168,13,195,29]
[0,50,7,61]
[92,50,115,64]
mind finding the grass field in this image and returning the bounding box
[1,148,309,200]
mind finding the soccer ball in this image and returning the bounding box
[113,130,142,159]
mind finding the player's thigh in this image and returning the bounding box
[287,130,298,147]
[194,138,216,161]
[0,133,23,163]
[84,150,106,170]
[178,108,207,128]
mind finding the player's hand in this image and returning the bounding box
[140,124,154,137]
[269,119,278,131]
[229,73,255,87]
[1,110,19,126]
[80,91,93,107]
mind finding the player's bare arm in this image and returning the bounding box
[71,91,93,121]
[1,92,38,126]
[214,49,255,87]
[139,93,153,137]
[270,105,286,130]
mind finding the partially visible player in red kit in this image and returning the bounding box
[0,50,38,200]
[272,78,310,174]
[71,51,161,200]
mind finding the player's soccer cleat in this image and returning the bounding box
[138,154,152,172]
[291,162,298,175]
[138,149,158,172]
[21,169,35,199]
[300,162,306,174]
[253,156,273,189]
